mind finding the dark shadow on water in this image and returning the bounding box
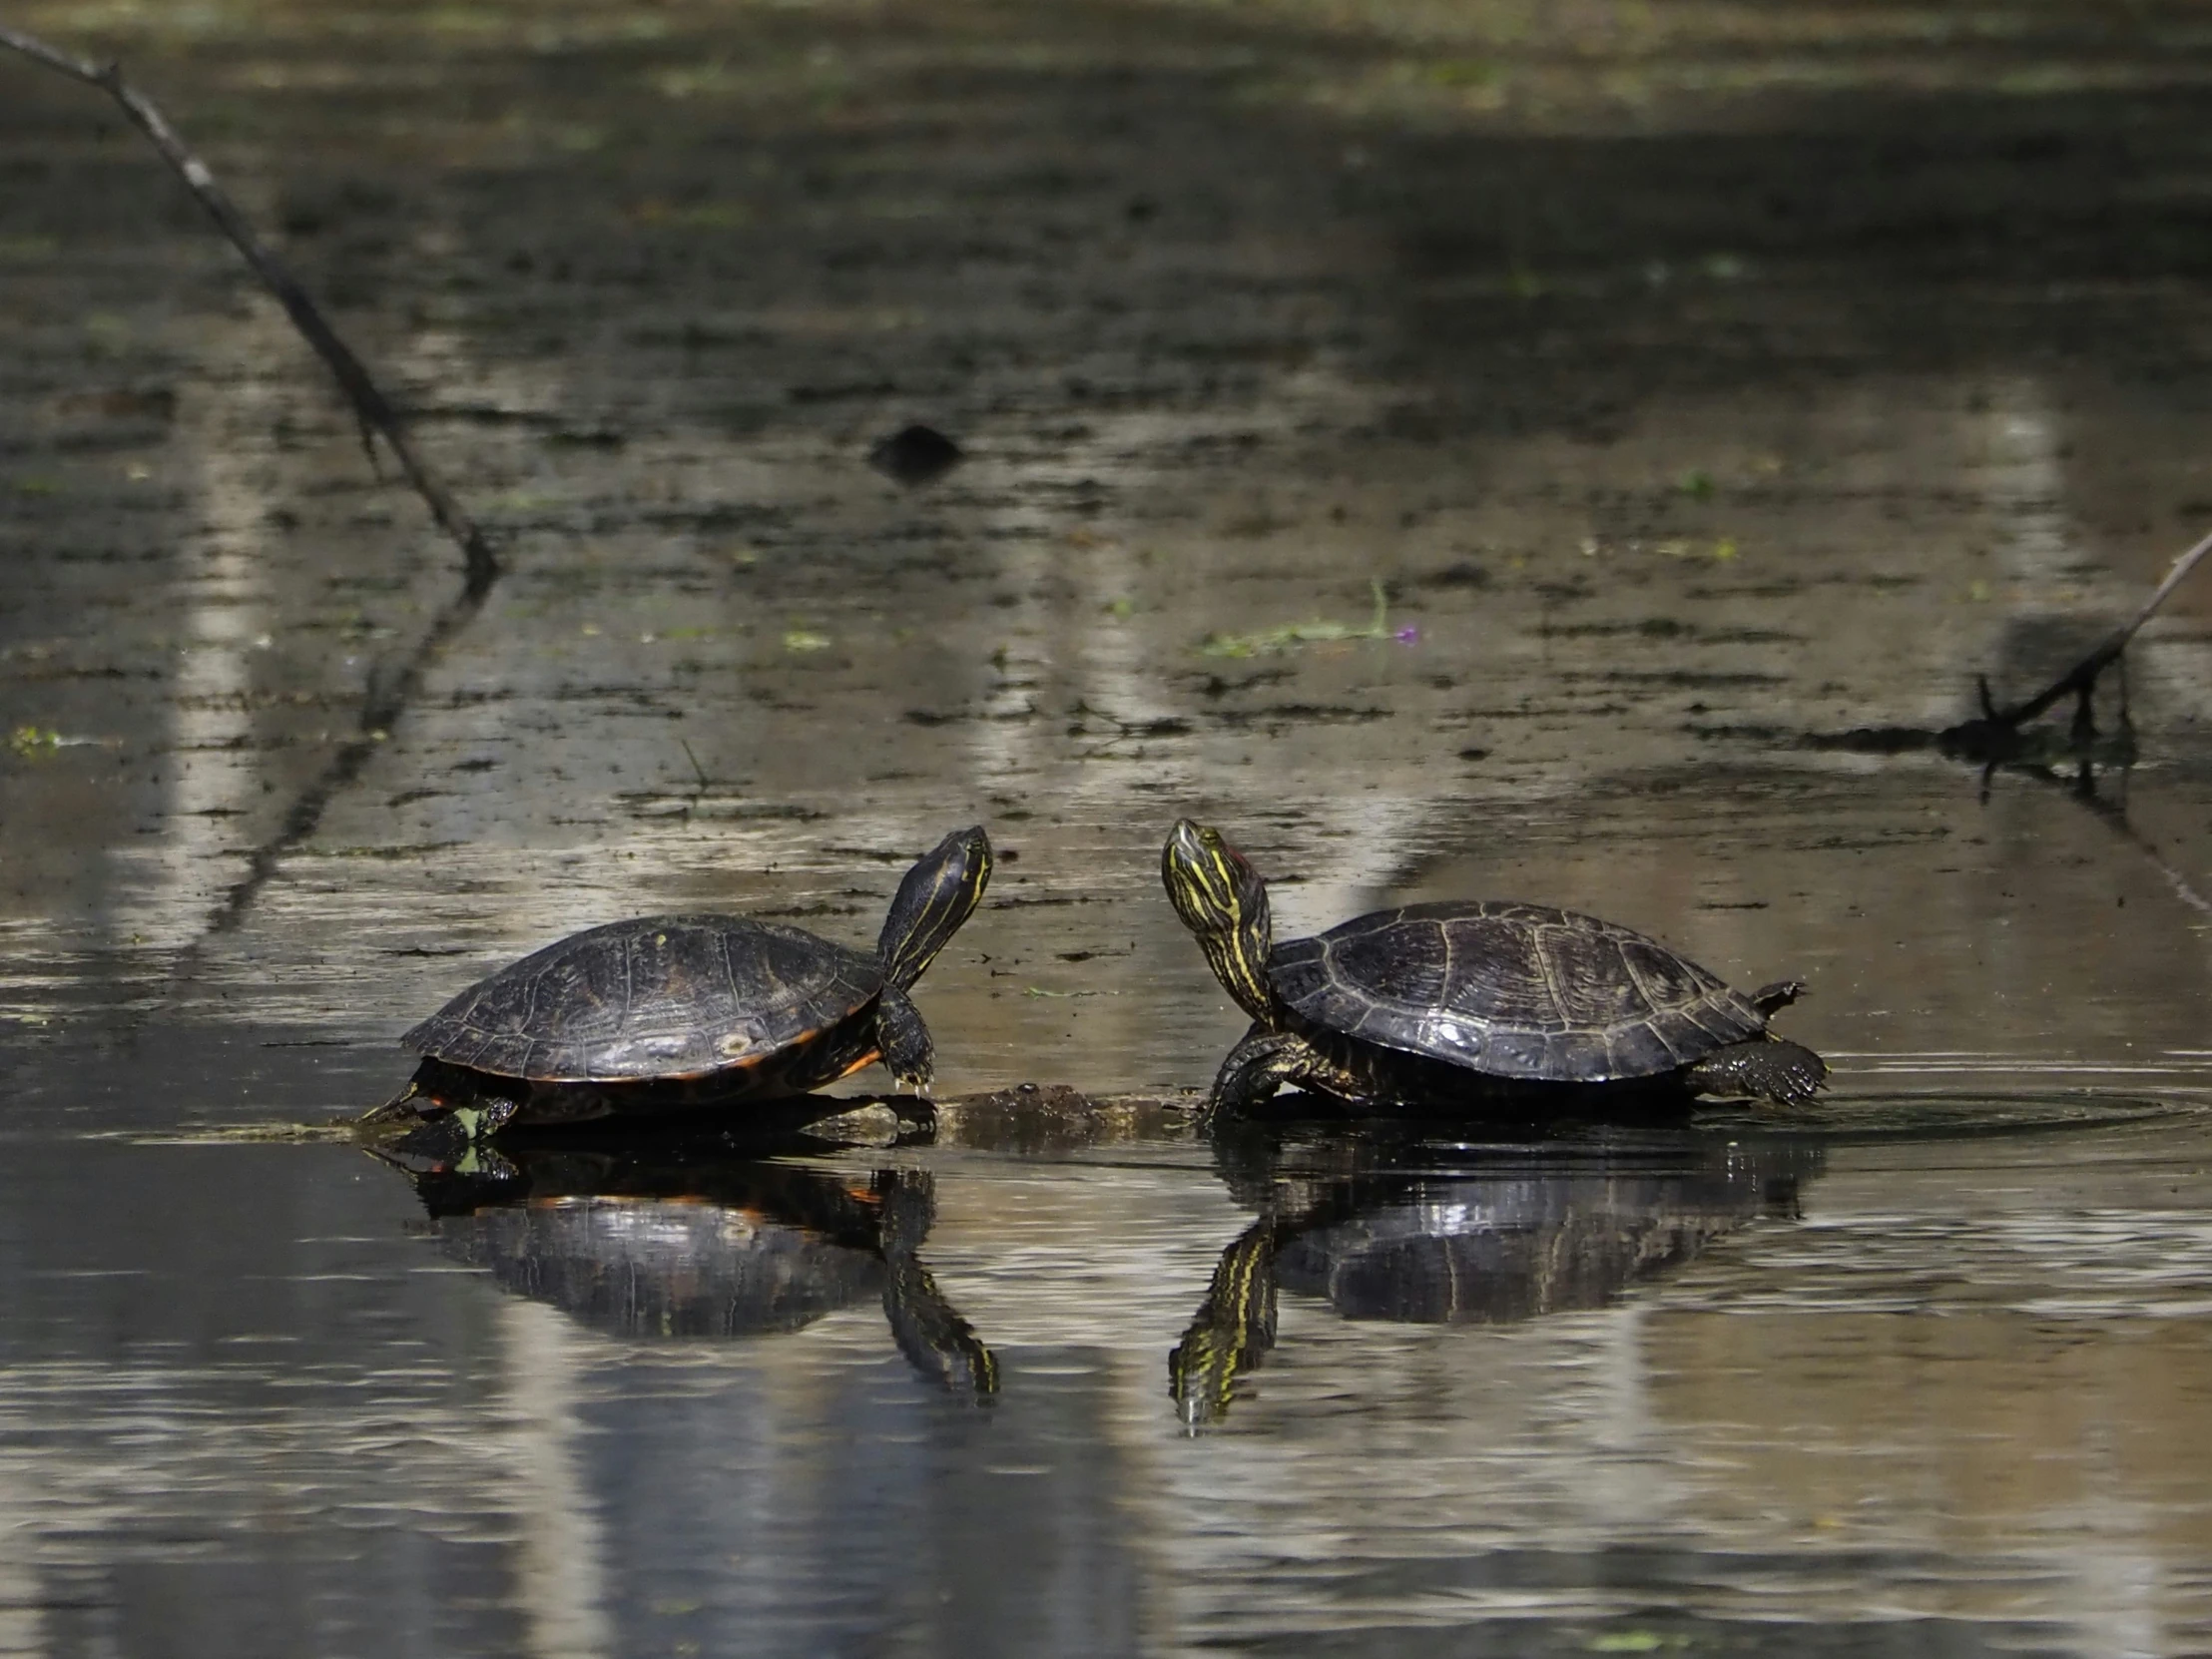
[1793,610,2139,782]
[1736,651,2212,921]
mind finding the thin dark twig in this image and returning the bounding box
[679,737,711,795]
[1977,524,2212,731]
[0,21,498,594]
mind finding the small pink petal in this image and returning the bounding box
[1394,626,1419,646]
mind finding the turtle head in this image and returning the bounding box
[1161,820,1276,1022]
[877,825,993,990]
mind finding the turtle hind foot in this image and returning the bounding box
[1686,1038,1828,1108]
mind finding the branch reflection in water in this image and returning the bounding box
[368,1125,999,1398]
[1172,1118,1825,1427]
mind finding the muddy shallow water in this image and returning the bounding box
[9,0,2212,1653]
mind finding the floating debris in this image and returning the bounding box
[1653,537,1738,562]
[9,726,68,757]
[1200,580,1416,658]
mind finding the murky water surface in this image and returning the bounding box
[9,0,2212,1652]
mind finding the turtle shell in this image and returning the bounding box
[1268,901,1766,1085]
[402,915,882,1083]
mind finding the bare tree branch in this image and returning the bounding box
[1970,523,2212,735]
[0,20,499,594]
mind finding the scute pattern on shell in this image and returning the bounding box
[403,915,882,1082]
[1269,900,1766,1083]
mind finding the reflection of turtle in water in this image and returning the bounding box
[1162,820,1827,1121]
[373,1131,997,1397]
[364,826,990,1136]
[1170,1119,1822,1425]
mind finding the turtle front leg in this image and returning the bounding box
[1684,1037,1828,1107]
[1202,1024,1366,1123]
[874,984,934,1093]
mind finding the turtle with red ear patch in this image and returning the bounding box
[362,826,991,1135]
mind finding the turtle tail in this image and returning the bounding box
[1752,979,1809,1016]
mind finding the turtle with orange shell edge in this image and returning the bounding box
[363,826,991,1136]
[1161,819,1825,1121]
